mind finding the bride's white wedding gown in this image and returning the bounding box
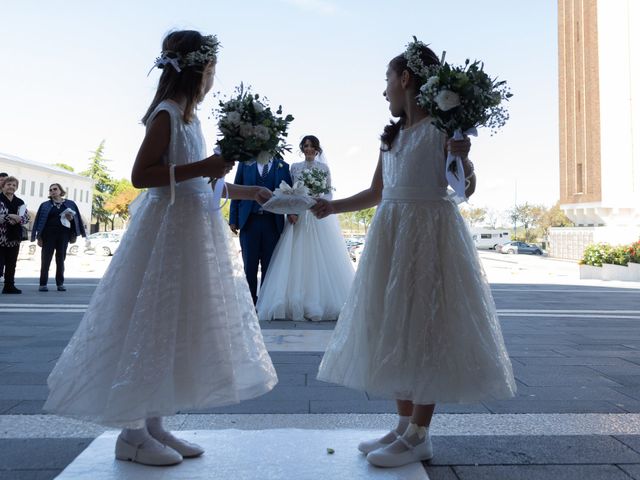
[256,160,355,321]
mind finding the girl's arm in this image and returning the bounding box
[312,152,383,218]
[131,111,233,188]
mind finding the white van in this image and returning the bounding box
[470,229,511,250]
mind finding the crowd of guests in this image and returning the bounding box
[0,172,86,294]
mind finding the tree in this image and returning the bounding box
[459,206,487,227]
[104,178,140,228]
[80,140,116,231]
[354,207,376,233]
[53,163,75,172]
[539,201,573,238]
[509,202,545,242]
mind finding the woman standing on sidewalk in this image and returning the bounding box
[0,176,30,294]
[31,183,86,292]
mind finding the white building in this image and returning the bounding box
[0,152,94,231]
[551,0,640,260]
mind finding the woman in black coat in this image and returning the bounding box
[31,183,86,292]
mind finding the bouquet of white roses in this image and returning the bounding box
[299,168,333,197]
[405,37,512,199]
[214,84,294,164]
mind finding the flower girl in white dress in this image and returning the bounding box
[44,30,278,467]
[256,136,354,321]
[312,43,516,467]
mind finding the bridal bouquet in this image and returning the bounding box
[405,37,513,198]
[214,84,294,164]
[299,168,333,197]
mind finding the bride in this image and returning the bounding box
[256,135,355,321]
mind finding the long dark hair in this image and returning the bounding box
[380,45,439,151]
[299,135,323,154]
[142,30,212,125]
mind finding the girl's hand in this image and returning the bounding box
[7,214,21,224]
[37,238,43,248]
[202,154,235,179]
[254,187,272,205]
[447,136,471,158]
[311,199,335,219]
[287,214,298,225]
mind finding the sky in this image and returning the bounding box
[0,0,559,213]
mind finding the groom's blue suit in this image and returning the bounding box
[229,158,293,304]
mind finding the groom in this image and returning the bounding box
[229,157,293,304]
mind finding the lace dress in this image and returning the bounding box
[317,119,516,403]
[44,100,277,427]
[256,160,355,321]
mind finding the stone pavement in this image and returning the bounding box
[1,252,640,479]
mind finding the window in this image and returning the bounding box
[21,180,26,195]
[30,181,35,196]
[39,182,44,197]
[576,163,584,193]
[481,234,492,239]
[74,188,77,200]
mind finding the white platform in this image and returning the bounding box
[56,429,428,480]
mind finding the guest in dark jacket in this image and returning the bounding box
[0,176,30,294]
[31,183,86,292]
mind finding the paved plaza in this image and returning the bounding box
[1,252,640,479]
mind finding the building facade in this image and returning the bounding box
[0,152,94,232]
[552,0,639,260]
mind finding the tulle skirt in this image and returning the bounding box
[44,191,277,427]
[317,199,516,404]
[257,210,355,321]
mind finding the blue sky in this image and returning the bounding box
[0,0,558,212]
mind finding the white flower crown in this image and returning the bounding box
[403,36,443,80]
[151,34,220,74]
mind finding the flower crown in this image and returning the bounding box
[150,34,220,74]
[403,36,443,80]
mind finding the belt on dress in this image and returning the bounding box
[381,186,449,203]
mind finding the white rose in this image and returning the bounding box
[425,76,439,90]
[239,123,254,138]
[254,101,265,113]
[226,111,241,125]
[256,151,271,165]
[254,125,270,141]
[434,90,461,112]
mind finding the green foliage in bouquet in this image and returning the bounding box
[406,37,512,136]
[215,84,294,164]
[299,168,333,197]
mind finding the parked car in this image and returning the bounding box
[23,239,80,257]
[499,241,543,255]
[85,231,124,256]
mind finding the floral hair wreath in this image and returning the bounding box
[149,34,220,75]
[403,36,444,81]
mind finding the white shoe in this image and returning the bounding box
[357,430,399,454]
[115,434,183,466]
[366,434,433,468]
[154,432,204,458]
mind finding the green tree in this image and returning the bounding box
[354,207,376,234]
[539,201,573,238]
[509,202,545,242]
[53,163,75,172]
[104,178,140,228]
[460,206,487,227]
[81,140,116,231]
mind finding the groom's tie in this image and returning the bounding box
[261,163,269,182]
